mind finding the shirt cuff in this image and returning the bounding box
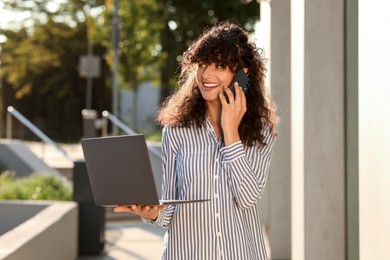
[221,141,246,162]
[142,210,163,226]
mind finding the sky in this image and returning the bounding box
[0,2,32,42]
[0,1,37,30]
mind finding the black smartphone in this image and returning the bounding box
[228,69,251,96]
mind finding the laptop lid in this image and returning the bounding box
[81,135,162,206]
[81,135,209,206]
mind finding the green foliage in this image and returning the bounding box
[1,0,105,29]
[0,0,110,142]
[0,171,73,201]
[89,0,259,130]
[88,0,165,131]
[145,131,163,142]
[157,0,260,99]
[0,0,260,140]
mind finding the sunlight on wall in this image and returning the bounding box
[290,0,305,259]
[359,0,390,259]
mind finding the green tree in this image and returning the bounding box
[1,0,105,28]
[0,0,108,141]
[157,0,260,100]
[88,0,164,131]
[89,0,259,131]
[1,0,260,139]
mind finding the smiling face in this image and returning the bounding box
[196,63,234,103]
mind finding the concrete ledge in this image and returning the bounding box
[0,200,78,260]
[0,140,58,177]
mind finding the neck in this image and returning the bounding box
[206,102,222,138]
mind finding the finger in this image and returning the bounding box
[159,205,168,210]
[113,206,123,213]
[241,87,247,111]
[237,84,247,111]
[234,83,243,106]
[114,205,134,213]
[140,205,161,212]
[143,205,161,211]
[218,90,228,106]
[224,86,235,104]
[128,204,141,212]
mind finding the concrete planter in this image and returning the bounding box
[0,200,78,260]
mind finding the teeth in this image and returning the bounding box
[204,83,219,88]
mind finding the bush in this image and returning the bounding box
[145,131,162,142]
[0,171,72,201]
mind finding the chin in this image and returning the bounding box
[200,90,220,102]
[203,96,221,103]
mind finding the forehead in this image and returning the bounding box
[195,63,234,76]
[192,48,236,69]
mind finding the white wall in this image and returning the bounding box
[120,82,160,133]
[359,1,390,259]
[267,0,292,259]
[291,0,346,259]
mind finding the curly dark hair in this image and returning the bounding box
[156,21,278,147]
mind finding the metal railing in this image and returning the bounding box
[101,110,137,136]
[101,110,161,158]
[6,106,71,160]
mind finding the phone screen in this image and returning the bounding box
[228,69,251,96]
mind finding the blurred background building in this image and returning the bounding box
[262,0,390,259]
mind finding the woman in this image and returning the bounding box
[115,20,278,260]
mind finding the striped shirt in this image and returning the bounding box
[149,118,275,260]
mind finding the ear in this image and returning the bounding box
[243,68,249,74]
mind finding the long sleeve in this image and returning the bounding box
[149,125,179,228]
[221,126,275,209]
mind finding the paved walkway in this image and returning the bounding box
[78,219,165,260]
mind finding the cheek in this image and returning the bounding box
[220,73,234,87]
[195,69,203,84]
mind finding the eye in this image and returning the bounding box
[216,64,224,69]
[198,63,206,68]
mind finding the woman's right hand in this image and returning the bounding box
[114,204,166,221]
[219,83,247,146]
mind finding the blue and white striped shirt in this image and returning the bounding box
[150,118,275,260]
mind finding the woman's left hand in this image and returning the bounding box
[114,204,166,221]
[218,83,247,145]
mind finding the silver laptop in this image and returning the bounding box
[81,134,209,206]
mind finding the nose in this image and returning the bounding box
[202,65,214,80]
